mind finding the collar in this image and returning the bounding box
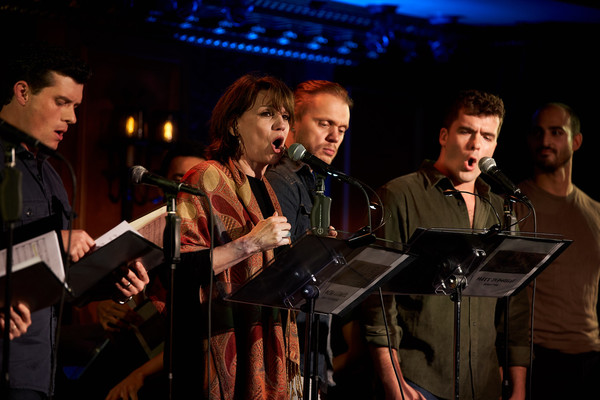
[420,159,493,199]
[1,141,48,162]
[276,153,313,175]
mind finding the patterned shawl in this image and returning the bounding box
[177,158,301,400]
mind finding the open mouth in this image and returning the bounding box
[468,157,476,167]
[272,137,284,150]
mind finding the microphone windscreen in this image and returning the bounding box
[478,157,496,173]
[130,165,147,184]
[287,143,306,162]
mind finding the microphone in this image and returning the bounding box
[287,143,360,186]
[130,165,204,196]
[0,118,58,156]
[478,157,527,201]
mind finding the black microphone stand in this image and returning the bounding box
[1,144,22,394]
[163,193,181,400]
[302,173,330,400]
[501,194,516,400]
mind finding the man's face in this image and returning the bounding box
[438,109,499,186]
[293,93,350,165]
[528,105,581,172]
[21,71,84,150]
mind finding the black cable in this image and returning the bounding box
[351,177,386,233]
[443,189,503,228]
[378,287,405,400]
[527,206,537,400]
[49,151,76,400]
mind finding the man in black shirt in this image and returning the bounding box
[0,42,149,400]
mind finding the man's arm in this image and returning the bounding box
[105,352,163,400]
[369,345,425,400]
[496,290,530,400]
[507,365,527,400]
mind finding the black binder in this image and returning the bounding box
[67,230,164,305]
[1,217,165,310]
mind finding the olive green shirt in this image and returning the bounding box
[363,161,530,400]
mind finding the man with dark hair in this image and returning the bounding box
[0,42,149,399]
[515,102,600,399]
[159,139,206,182]
[362,90,530,400]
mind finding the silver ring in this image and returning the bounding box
[283,231,291,238]
[117,295,133,305]
[125,281,132,288]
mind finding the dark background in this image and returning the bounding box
[1,1,599,237]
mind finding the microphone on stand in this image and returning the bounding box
[287,143,377,245]
[287,143,360,187]
[130,165,204,196]
[478,157,529,203]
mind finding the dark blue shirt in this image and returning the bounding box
[265,154,336,391]
[265,155,315,242]
[1,142,70,395]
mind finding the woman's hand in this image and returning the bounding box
[246,212,291,252]
[211,212,291,274]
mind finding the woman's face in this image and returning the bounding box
[235,90,290,177]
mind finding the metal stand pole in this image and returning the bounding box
[1,145,22,394]
[450,283,463,400]
[163,195,181,400]
[501,196,515,400]
[301,283,319,400]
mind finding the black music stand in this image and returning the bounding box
[382,227,571,400]
[225,233,416,400]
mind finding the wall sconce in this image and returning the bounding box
[123,110,145,139]
[160,114,177,143]
[105,109,181,220]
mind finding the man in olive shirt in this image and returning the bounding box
[515,103,600,399]
[363,90,530,400]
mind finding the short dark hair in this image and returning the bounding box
[532,102,580,138]
[442,89,505,133]
[160,140,207,176]
[1,42,91,106]
[294,80,353,120]
[206,73,294,163]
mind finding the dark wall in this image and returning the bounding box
[2,9,599,236]
[336,23,600,232]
